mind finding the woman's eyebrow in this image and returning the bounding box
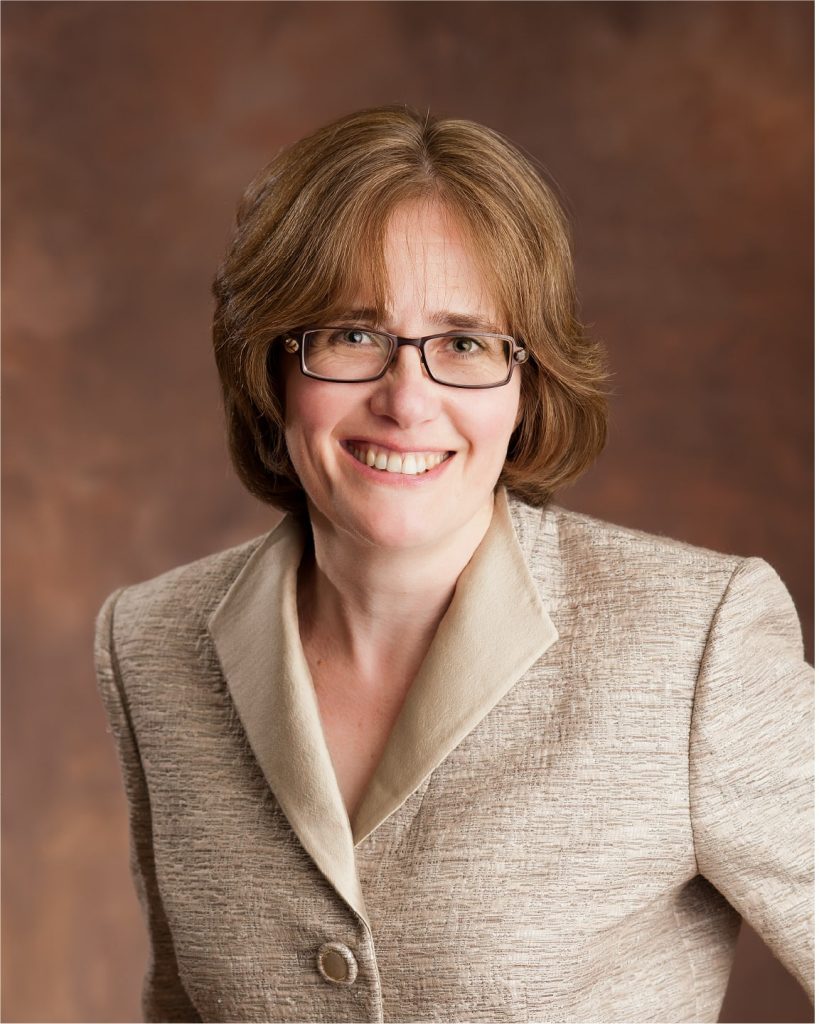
[333,307,381,325]
[333,308,505,334]
[428,311,506,334]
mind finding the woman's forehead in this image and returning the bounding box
[381,200,481,272]
[340,225,506,328]
[319,197,514,332]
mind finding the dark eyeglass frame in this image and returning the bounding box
[282,327,530,389]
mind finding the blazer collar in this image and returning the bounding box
[208,486,558,928]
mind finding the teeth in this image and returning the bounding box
[346,443,450,475]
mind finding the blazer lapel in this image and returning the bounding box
[352,486,559,844]
[207,516,369,925]
[207,486,559,923]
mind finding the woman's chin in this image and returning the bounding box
[349,514,441,552]
[315,497,445,552]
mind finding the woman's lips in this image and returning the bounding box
[339,440,454,483]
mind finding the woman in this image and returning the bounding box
[95,106,813,1023]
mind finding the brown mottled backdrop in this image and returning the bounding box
[2,2,813,1022]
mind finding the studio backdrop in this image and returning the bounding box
[2,2,812,1022]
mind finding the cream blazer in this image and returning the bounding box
[95,486,814,1023]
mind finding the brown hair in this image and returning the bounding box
[212,104,611,516]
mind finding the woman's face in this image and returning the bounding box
[282,199,523,552]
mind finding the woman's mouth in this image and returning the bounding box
[341,440,454,476]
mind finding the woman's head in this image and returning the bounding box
[279,197,524,552]
[212,105,610,522]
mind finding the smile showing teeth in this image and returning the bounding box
[344,442,452,475]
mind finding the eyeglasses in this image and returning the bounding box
[282,327,529,389]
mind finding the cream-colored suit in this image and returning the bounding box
[95,487,814,1022]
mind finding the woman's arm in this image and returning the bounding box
[95,589,202,1023]
[689,556,814,1002]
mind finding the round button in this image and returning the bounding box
[316,941,358,985]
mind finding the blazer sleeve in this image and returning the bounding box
[689,556,814,1002]
[95,588,202,1023]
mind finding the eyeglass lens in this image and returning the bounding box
[303,329,512,386]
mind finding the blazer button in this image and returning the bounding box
[316,941,358,985]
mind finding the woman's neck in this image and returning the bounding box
[296,498,494,692]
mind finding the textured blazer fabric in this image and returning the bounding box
[94,487,814,1023]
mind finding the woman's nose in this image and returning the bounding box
[367,345,441,426]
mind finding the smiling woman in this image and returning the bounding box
[282,200,525,549]
[95,106,813,1024]
[211,106,609,516]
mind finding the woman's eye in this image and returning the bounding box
[451,335,482,353]
[336,329,373,345]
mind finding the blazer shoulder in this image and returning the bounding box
[99,529,274,648]
[549,502,742,566]
[541,501,745,600]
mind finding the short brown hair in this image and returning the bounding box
[212,105,611,516]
